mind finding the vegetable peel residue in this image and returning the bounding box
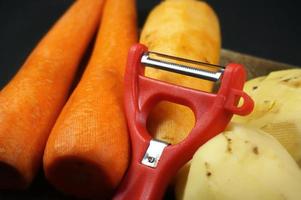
[223,133,232,153]
[204,162,212,178]
[253,146,259,155]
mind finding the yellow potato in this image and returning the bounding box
[176,123,301,200]
[233,69,301,166]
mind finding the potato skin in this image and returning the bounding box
[140,0,221,144]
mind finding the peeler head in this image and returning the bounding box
[124,43,254,168]
[141,51,225,82]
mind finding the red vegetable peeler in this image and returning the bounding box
[114,43,254,200]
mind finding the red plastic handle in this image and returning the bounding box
[225,88,255,115]
[113,44,254,200]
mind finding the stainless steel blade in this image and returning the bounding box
[141,52,224,82]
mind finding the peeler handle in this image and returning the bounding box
[113,159,174,200]
[113,43,254,200]
[114,138,185,200]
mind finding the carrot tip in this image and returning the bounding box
[0,161,28,189]
[45,156,114,199]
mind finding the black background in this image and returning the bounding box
[0,0,300,198]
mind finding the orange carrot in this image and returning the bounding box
[0,0,104,189]
[43,0,137,198]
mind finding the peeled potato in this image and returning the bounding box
[140,0,221,144]
[241,75,266,94]
[233,69,301,166]
[176,123,301,200]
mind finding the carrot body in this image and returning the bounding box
[0,0,104,189]
[43,0,137,198]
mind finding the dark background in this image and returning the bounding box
[0,0,300,198]
[0,0,301,88]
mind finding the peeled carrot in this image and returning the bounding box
[140,0,221,144]
[0,0,104,189]
[43,0,137,198]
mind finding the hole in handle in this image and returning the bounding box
[146,101,196,145]
[225,89,254,116]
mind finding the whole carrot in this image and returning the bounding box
[43,0,137,198]
[0,0,104,189]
